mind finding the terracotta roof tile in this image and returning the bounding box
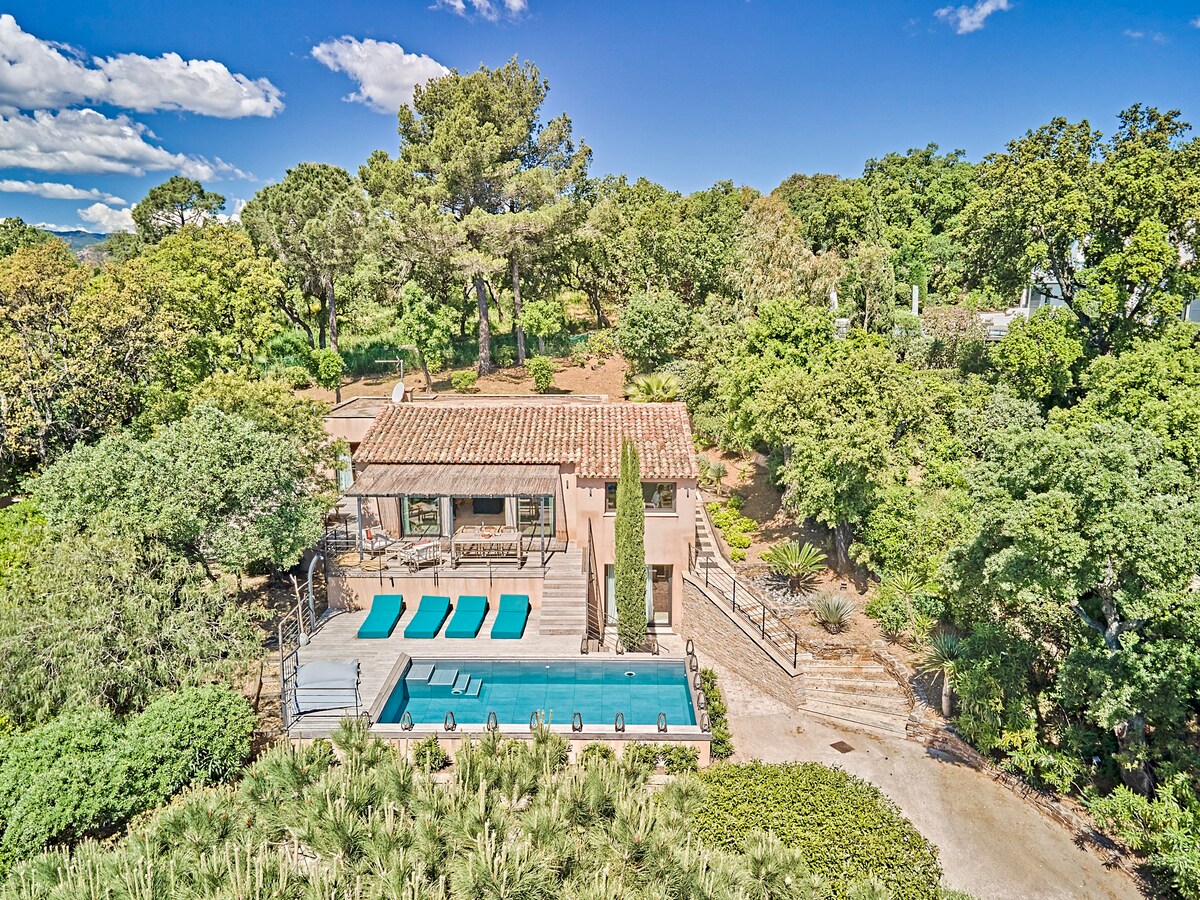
[355,401,698,480]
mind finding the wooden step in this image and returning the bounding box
[801,701,910,737]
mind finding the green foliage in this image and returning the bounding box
[309,347,345,391]
[275,364,313,389]
[761,540,827,591]
[411,734,450,771]
[0,502,43,589]
[662,745,700,774]
[396,280,456,388]
[707,500,757,553]
[615,438,647,650]
[625,371,681,402]
[0,686,252,870]
[518,295,565,353]
[864,572,945,643]
[579,741,615,767]
[699,668,734,759]
[131,177,225,242]
[617,289,691,372]
[990,308,1086,403]
[451,369,479,392]
[0,530,262,724]
[0,218,52,259]
[0,730,925,899]
[586,328,617,358]
[692,762,943,899]
[493,343,516,367]
[808,591,856,633]
[526,355,555,393]
[32,406,329,573]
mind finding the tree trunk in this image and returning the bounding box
[1114,713,1156,797]
[588,287,610,328]
[941,676,953,718]
[833,523,851,572]
[511,255,527,365]
[474,275,494,375]
[317,311,326,350]
[324,272,341,403]
[538,335,546,355]
[418,350,433,392]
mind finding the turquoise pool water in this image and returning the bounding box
[378,658,697,728]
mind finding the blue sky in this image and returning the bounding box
[2,0,1198,232]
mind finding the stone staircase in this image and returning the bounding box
[692,500,914,739]
[539,546,588,635]
[799,653,913,737]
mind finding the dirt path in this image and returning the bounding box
[713,664,1142,900]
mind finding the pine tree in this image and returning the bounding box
[614,438,646,650]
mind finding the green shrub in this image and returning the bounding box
[526,356,554,393]
[622,741,659,775]
[0,686,254,870]
[693,762,943,899]
[586,328,616,359]
[699,668,734,760]
[450,370,478,393]
[617,290,691,372]
[493,344,516,368]
[706,500,757,557]
[309,348,345,391]
[662,745,699,774]
[809,591,856,633]
[275,365,313,389]
[579,742,615,767]
[411,734,450,771]
[729,547,746,562]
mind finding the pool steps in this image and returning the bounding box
[406,663,485,698]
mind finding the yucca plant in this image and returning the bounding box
[625,372,680,403]
[881,570,930,603]
[761,541,827,592]
[917,632,962,717]
[808,591,856,634]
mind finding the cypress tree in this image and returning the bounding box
[614,437,646,650]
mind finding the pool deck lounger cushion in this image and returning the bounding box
[491,593,530,639]
[404,595,452,639]
[294,658,359,714]
[444,595,488,638]
[358,594,403,639]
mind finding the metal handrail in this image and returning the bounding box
[689,518,803,670]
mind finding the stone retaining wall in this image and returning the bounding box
[682,583,804,709]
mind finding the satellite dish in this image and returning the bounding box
[390,381,408,404]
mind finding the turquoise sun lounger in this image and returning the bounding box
[404,595,452,639]
[490,593,529,639]
[357,594,403,639]
[445,595,488,638]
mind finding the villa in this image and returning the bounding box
[283,392,709,757]
[322,392,699,638]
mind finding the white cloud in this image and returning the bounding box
[935,0,1012,34]
[1124,28,1168,43]
[433,0,526,21]
[1192,16,1200,28]
[0,178,124,204]
[0,108,249,179]
[0,14,282,117]
[78,202,134,233]
[312,37,448,114]
[215,197,248,224]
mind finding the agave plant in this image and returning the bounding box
[761,541,827,593]
[917,632,962,717]
[625,372,681,403]
[808,591,856,634]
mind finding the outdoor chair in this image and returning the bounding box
[399,539,441,572]
[404,595,452,639]
[357,594,403,639]
[444,595,488,638]
[490,593,529,639]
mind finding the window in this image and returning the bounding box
[604,481,677,513]
[403,497,440,536]
[518,496,554,537]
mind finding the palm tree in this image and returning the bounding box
[918,632,962,717]
[761,541,827,593]
[625,372,680,402]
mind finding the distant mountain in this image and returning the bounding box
[43,229,109,251]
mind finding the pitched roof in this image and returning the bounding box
[355,401,698,480]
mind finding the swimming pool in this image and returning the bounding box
[378,658,697,728]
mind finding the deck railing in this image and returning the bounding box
[688,533,803,671]
[584,519,605,645]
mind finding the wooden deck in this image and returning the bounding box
[292,607,583,724]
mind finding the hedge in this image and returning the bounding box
[692,762,943,899]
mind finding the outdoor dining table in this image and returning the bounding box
[450,526,523,566]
